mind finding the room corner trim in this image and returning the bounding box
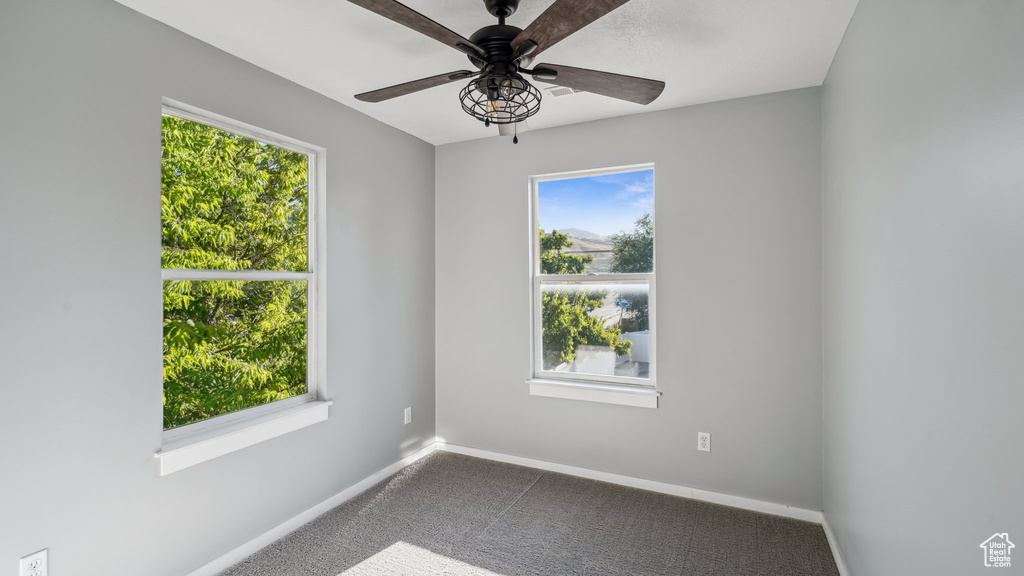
[182,441,438,576]
[822,514,851,576]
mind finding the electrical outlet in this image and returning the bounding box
[404,407,412,425]
[697,432,711,452]
[21,549,47,576]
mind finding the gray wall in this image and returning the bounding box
[822,1,1024,574]
[0,1,435,575]
[435,88,825,510]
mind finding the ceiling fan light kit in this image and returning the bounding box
[459,73,542,126]
[350,0,666,144]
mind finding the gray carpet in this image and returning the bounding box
[219,452,839,576]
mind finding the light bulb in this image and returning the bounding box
[484,98,503,120]
[499,77,521,99]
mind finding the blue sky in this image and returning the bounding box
[537,169,653,237]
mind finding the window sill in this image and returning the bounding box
[155,400,332,475]
[528,379,659,409]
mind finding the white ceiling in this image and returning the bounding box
[114,0,858,145]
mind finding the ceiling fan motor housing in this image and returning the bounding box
[467,24,524,69]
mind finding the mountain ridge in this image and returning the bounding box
[554,227,607,241]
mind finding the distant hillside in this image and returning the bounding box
[564,235,613,252]
[555,227,606,241]
[562,233,614,273]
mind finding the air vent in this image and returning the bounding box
[545,87,584,98]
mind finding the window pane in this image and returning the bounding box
[537,169,653,274]
[163,280,307,429]
[161,115,309,273]
[540,282,650,379]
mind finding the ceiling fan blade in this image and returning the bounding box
[532,63,665,105]
[347,0,483,56]
[511,0,631,56]
[355,70,475,103]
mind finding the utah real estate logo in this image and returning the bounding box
[980,533,1014,568]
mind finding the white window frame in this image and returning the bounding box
[528,164,660,408]
[156,99,329,474]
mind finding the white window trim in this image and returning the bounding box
[528,379,659,409]
[156,400,332,475]
[156,99,329,474]
[528,164,658,408]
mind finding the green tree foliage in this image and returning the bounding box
[610,214,653,274]
[540,229,591,274]
[610,213,653,330]
[539,229,631,369]
[161,116,309,429]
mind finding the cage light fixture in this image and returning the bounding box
[459,71,541,127]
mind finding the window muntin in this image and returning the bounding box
[532,166,655,387]
[161,108,317,431]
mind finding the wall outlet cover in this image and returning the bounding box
[404,407,412,425]
[21,549,48,576]
[698,432,711,452]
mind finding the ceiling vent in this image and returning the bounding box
[545,86,585,98]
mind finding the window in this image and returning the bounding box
[157,101,327,473]
[530,165,658,407]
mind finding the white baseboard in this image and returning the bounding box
[821,515,851,576]
[183,442,437,576]
[436,443,825,524]
[184,440,845,576]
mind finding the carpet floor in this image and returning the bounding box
[219,452,839,576]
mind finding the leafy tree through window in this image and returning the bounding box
[161,113,314,429]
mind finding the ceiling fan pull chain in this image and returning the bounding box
[513,122,519,144]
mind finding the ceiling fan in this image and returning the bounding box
[348,0,666,143]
